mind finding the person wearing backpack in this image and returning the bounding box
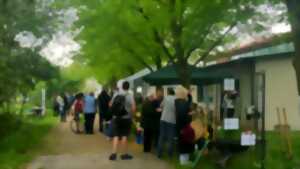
[109,81,136,161]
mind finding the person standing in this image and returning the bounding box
[109,81,136,161]
[63,93,70,116]
[179,120,195,165]
[73,93,84,133]
[152,88,163,148]
[175,86,192,133]
[174,86,193,165]
[53,94,60,116]
[83,92,97,134]
[97,88,111,133]
[187,89,193,107]
[157,88,176,158]
[56,95,65,122]
[223,91,236,118]
[141,89,156,153]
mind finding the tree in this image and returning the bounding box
[0,47,59,110]
[0,0,60,111]
[285,0,300,96]
[68,0,281,87]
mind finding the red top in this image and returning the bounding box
[74,100,83,112]
[181,124,195,144]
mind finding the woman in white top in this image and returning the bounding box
[157,88,176,158]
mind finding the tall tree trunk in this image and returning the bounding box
[286,0,300,95]
[154,55,162,70]
[169,0,191,88]
[175,60,191,89]
[18,93,27,117]
[5,101,11,113]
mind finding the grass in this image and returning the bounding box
[170,131,300,169]
[0,113,57,169]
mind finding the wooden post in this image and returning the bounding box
[276,107,282,126]
[282,108,293,159]
[276,107,285,153]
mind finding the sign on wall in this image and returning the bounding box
[224,118,239,130]
[241,132,256,146]
[224,78,235,91]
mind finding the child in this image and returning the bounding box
[191,105,211,151]
[74,93,84,133]
[179,122,195,165]
[104,120,113,140]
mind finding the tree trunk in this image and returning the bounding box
[169,0,191,88]
[175,60,191,89]
[5,101,11,113]
[18,93,27,117]
[286,0,300,95]
[154,55,162,70]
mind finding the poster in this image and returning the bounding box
[224,78,235,91]
[224,118,239,130]
[241,132,256,146]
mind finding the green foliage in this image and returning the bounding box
[0,48,59,108]
[0,113,21,140]
[60,0,283,85]
[0,0,60,108]
[47,78,82,96]
[0,114,57,169]
[172,132,300,169]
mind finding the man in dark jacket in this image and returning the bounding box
[97,88,111,132]
[141,90,157,152]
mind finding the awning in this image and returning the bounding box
[143,64,234,85]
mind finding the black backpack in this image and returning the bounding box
[111,95,128,117]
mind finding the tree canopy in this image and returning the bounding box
[65,0,283,86]
[0,0,60,109]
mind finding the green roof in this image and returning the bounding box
[143,42,295,86]
[230,42,294,60]
[143,64,233,85]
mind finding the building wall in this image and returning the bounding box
[231,63,254,120]
[256,57,300,130]
[201,62,253,122]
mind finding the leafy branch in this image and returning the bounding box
[193,21,237,66]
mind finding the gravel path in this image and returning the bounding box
[26,116,173,169]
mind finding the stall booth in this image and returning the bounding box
[142,64,234,102]
[142,64,237,126]
[197,59,254,127]
[200,42,299,131]
[142,63,257,168]
[141,41,299,131]
[138,38,298,168]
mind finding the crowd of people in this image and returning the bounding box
[141,86,210,165]
[52,81,211,165]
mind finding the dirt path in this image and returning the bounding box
[26,115,173,169]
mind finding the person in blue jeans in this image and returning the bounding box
[83,92,97,134]
[157,88,176,158]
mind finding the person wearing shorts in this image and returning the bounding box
[109,81,136,161]
[112,118,132,137]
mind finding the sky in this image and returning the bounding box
[15,4,81,67]
[39,7,81,66]
[14,1,291,67]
